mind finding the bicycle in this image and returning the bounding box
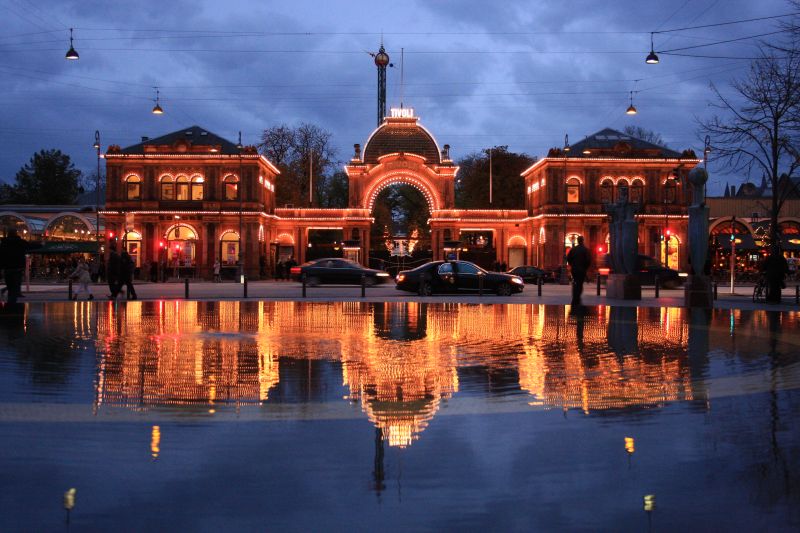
[753,275,767,303]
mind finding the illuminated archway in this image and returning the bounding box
[363,172,441,213]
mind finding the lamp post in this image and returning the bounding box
[730,214,736,294]
[560,134,570,284]
[237,131,244,283]
[93,130,101,259]
[703,135,711,199]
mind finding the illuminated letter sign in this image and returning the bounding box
[390,107,415,118]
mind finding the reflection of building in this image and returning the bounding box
[517,305,693,412]
[94,301,695,445]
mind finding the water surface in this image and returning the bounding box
[1,301,799,531]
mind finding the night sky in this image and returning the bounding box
[0,0,794,195]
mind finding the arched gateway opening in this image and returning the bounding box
[370,182,432,271]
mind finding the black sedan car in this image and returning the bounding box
[507,265,555,284]
[395,260,525,296]
[290,258,391,286]
[600,254,685,288]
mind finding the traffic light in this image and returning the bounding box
[730,234,735,242]
[597,245,604,254]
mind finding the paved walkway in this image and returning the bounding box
[11,280,800,311]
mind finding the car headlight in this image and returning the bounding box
[396,274,405,282]
[376,272,390,277]
[511,276,524,284]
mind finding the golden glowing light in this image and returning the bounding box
[625,437,635,454]
[151,425,161,460]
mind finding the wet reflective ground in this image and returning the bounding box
[1,301,799,531]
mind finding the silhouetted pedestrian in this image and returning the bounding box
[106,244,122,299]
[0,228,36,304]
[120,250,137,299]
[567,235,591,306]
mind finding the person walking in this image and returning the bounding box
[120,250,137,300]
[106,244,122,299]
[566,235,591,306]
[89,257,100,282]
[0,228,36,305]
[213,259,221,283]
[69,258,94,300]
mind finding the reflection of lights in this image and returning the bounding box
[93,302,697,447]
[625,437,635,454]
[151,425,161,459]
[644,494,655,512]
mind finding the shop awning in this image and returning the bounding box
[31,241,99,254]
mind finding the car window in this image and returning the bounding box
[329,260,350,268]
[323,260,335,268]
[438,263,453,275]
[455,261,480,274]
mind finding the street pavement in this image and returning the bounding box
[11,279,800,311]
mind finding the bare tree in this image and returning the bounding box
[258,123,340,207]
[699,47,800,252]
[623,125,666,147]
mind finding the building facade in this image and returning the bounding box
[521,129,700,271]
[102,126,279,279]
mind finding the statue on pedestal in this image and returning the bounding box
[606,187,638,275]
[685,167,713,307]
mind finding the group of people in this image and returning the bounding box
[102,243,137,300]
[274,257,297,280]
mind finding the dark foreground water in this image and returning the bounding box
[0,301,799,532]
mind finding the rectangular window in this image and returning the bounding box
[176,183,189,201]
[191,183,204,200]
[161,183,175,200]
[127,182,141,200]
[225,183,238,201]
[567,185,580,203]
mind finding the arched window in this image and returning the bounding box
[664,178,678,204]
[160,175,175,200]
[223,175,239,201]
[220,230,240,266]
[616,179,630,202]
[126,175,141,200]
[165,224,198,266]
[46,215,91,241]
[191,175,204,201]
[630,178,645,204]
[566,177,581,203]
[600,179,613,204]
[176,175,190,201]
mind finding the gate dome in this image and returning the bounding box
[362,115,442,165]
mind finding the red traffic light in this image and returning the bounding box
[665,229,671,236]
[597,246,604,253]
[159,241,164,248]
[108,231,114,239]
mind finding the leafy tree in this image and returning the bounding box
[699,47,800,261]
[623,125,667,147]
[455,146,535,209]
[7,149,82,204]
[369,184,431,252]
[259,123,342,207]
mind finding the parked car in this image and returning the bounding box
[395,260,525,296]
[290,258,391,286]
[600,254,685,288]
[507,265,555,284]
